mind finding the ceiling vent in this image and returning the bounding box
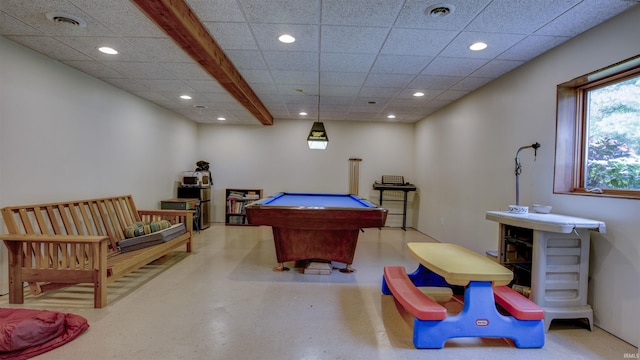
[46,12,87,27]
[425,4,455,18]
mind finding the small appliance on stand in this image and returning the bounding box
[176,161,212,230]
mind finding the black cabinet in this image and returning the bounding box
[177,186,210,230]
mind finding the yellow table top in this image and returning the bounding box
[407,242,513,286]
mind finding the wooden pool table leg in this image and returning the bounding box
[272,263,290,272]
[339,264,355,273]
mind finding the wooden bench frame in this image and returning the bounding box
[0,195,193,308]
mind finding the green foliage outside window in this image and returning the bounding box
[586,75,640,190]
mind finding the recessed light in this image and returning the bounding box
[469,42,488,51]
[180,95,192,100]
[278,34,296,44]
[387,114,396,119]
[217,117,226,121]
[98,46,118,55]
[299,112,308,116]
[413,92,425,97]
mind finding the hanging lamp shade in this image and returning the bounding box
[307,121,328,150]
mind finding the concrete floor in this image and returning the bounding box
[1,224,636,359]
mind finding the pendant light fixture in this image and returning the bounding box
[307,8,328,150]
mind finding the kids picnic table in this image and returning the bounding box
[382,242,544,348]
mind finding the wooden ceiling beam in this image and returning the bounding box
[131,0,273,125]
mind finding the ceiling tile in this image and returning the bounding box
[535,0,638,36]
[137,80,194,93]
[238,70,275,85]
[358,86,402,98]
[0,12,43,35]
[202,22,258,50]
[450,77,494,91]
[321,25,389,54]
[6,35,91,61]
[471,60,525,78]
[322,0,404,26]
[381,28,460,56]
[370,54,433,75]
[185,0,246,22]
[263,51,318,72]
[321,52,376,73]
[409,75,463,90]
[498,35,570,61]
[239,0,319,24]
[271,70,319,86]
[125,37,194,63]
[466,0,581,34]
[421,57,489,77]
[320,71,367,87]
[161,62,212,80]
[61,60,126,78]
[106,62,176,80]
[185,80,227,93]
[363,73,415,88]
[224,50,268,70]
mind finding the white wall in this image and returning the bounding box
[197,119,416,224]
[0,37,199,294]
[414,7,640,346]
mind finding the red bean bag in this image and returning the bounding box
[0,308,89,360]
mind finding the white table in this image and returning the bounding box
[486,211,605,331]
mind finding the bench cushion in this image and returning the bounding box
[118,223,186,253]
[124,220,172,238]
[383,266,447,320]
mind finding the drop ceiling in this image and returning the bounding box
[1,0,638,125]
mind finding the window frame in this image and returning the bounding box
[554,54,640,199]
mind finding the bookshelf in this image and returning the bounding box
[225,188,263,225]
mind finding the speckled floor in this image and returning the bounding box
[1,224,636,359]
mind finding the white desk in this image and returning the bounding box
[486,211,605,331]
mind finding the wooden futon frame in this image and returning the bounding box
[0,195,192,308]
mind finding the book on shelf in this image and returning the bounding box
[227,191,246,199]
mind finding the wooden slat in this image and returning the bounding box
[68,203,85,235]
[79,202,96,236]
[111,198,127,234]
[18,209,34,234]
[96,200,119,251]
[22,268,95,283]
[58,204,74,235]
[128,195,141,222]
[105,199,125,244]
[119,196,134,225]
[88,202,104,236]
[46,206,63,234]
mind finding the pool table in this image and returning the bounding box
[245,192,387,272]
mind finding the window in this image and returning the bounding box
[554,55,640,199]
